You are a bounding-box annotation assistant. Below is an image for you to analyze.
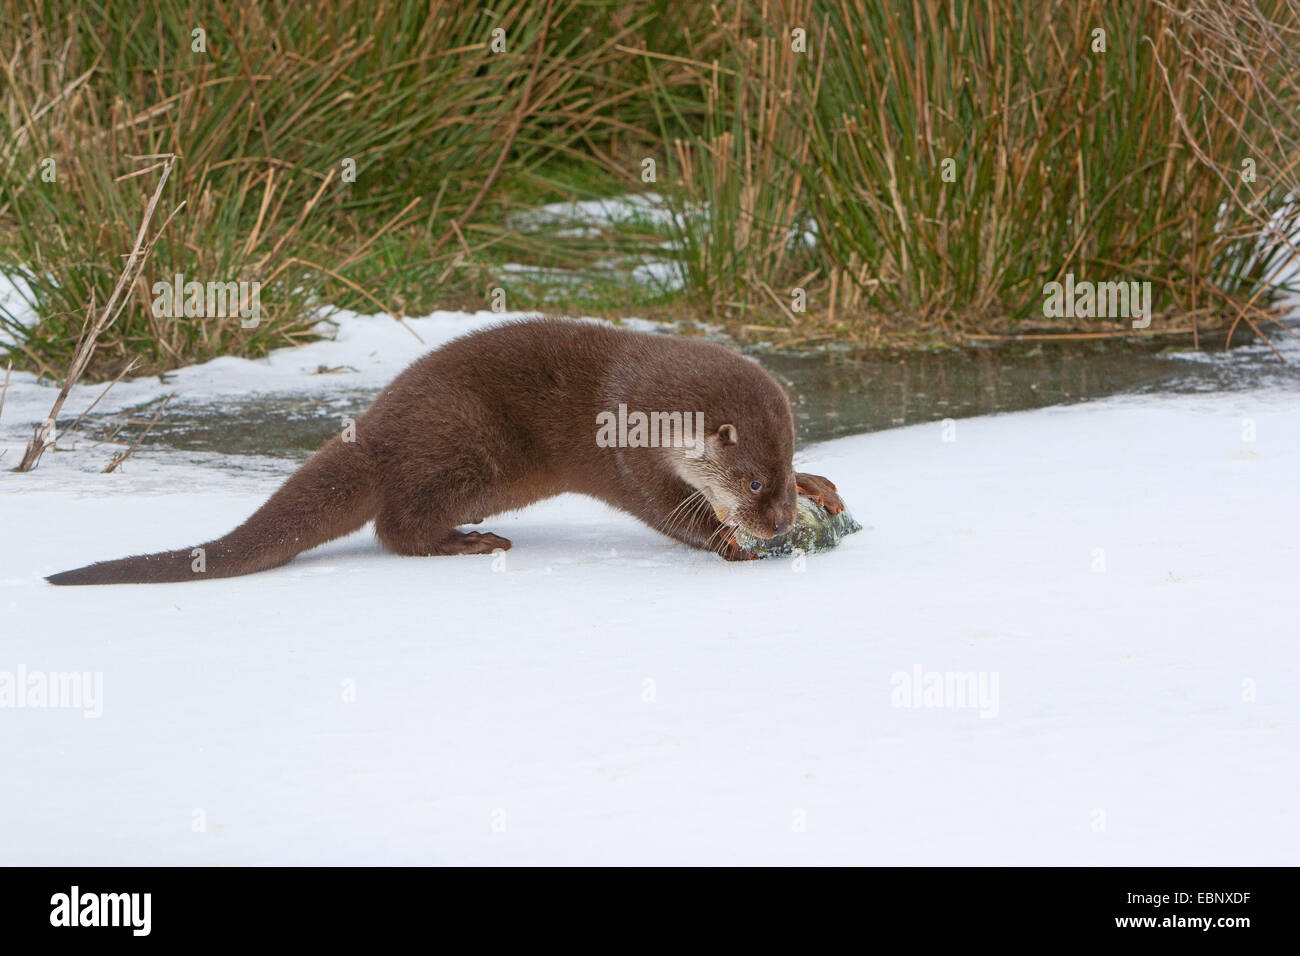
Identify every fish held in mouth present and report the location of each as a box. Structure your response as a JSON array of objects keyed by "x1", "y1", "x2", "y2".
[{"x1": 730, "y1": 483, "x2": 863, "y2": 558}]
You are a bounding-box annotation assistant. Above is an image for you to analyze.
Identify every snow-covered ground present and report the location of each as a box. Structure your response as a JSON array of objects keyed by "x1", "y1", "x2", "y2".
[{"x1": 1, "y1": 313, "x2": 1297, "y2": 865}]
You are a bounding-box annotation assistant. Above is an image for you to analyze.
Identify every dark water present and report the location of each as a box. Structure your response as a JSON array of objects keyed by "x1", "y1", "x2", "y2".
[
  {"x1": 767, "y1": 332, "x2": 1300, "y2": 444},
  {"x1": 92, "y1": 327, "x2": 1300, "y2": 459}
]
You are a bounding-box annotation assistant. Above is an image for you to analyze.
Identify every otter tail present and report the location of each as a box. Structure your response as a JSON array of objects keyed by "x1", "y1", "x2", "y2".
[{"x1": 46, "y1": 436, "x2": 376, "y2": 586}]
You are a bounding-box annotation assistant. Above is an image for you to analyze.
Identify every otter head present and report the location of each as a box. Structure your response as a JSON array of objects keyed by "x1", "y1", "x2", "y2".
[{"x1": 675, "y1": 419, "x2": 797, "y2": 542}]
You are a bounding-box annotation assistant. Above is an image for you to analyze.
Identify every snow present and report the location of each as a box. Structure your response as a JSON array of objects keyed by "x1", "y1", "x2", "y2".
[
  {"x1": 505, "y1": 192, "x2": 677, "y2": 234},
  {"x1": 501, "y1": 194, "x2": 689, "y2": 294},
  {"x1": 0, "y1": 273, "x2": 39, "y2": 348},
  {"x1": 0, "y1": 310, "x2": 717, "y2": 460},
  {"x1": 0, "y1": 309, "x2": 554, "y2": 431},
  {"x1": 2, "y1": 318, "x2": 1296, "y2": 863}
]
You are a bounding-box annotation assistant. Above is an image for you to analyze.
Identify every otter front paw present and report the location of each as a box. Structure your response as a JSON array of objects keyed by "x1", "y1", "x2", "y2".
[
  {"x1": 795, "y1": 472, "x2": 845, "y2": 515},
  {"x1": 720, "y1": 535, "x2": 760, "y2": 562}
]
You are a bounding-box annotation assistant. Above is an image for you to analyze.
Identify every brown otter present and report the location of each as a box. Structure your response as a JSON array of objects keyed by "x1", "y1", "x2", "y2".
[{"x1": 46, "y1": 318, "x2": 843, "y2": 585}]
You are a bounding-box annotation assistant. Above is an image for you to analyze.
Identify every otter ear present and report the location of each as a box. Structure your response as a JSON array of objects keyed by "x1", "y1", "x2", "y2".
[{"x1": 716, "y1": 423, "x2": 738, "y2": 446}]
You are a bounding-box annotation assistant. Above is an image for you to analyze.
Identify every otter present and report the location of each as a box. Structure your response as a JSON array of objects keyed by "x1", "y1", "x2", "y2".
[{"x1": 46, "y1": 318, "x2": 843, "y2": 585}]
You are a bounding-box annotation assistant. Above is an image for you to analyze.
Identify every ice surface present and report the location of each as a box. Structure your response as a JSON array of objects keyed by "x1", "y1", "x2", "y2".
[{"x1": 2, "y1": 332, "x2": 1296, "y2": 861}]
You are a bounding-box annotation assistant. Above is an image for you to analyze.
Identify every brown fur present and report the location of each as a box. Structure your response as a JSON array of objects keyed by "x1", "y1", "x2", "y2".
[{"x1": 47, "y1": 319, "x2": 834, "y2": 585}]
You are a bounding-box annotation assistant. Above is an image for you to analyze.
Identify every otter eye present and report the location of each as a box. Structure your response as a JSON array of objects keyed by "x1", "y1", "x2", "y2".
[{"x1": 748, "y1": 480, "x2": 763, "y2": 494}]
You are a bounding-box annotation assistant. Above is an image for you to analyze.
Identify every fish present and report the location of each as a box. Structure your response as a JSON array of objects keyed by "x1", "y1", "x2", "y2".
[{"x1": 732, "y1": 493, "x2": 863, "y2": 557}]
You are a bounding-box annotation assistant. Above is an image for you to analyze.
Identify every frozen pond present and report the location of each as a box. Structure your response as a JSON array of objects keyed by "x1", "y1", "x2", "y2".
[
  {"x1": 24, "y1": 318, "x2": 1300, "y2": 463},
  {"x1": 3, "y1": 310, "x2": 1297, "y2": 865}
]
